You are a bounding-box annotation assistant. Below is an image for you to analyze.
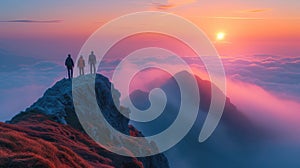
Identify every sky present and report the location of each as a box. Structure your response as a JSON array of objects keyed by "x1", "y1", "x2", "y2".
[
  {"x1": 0, "y1": 0, "x2": 299, "y2": 59},
  {"x1": 0, "y1": 0, "x2": 299, "y2": 132}
]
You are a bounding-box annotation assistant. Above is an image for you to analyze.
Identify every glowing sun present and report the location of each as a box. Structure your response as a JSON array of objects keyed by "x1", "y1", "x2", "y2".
[{"x1": 216, "y1": 32, "x2": 225, "y2": 41}]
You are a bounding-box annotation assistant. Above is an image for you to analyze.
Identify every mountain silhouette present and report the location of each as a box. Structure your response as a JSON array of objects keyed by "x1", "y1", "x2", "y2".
[
  {"x1": 2, "y1": 74, "x2": 169, "y2": 168},
  {"x1": 129, "y1": 71, "x2": 266, "y2": 168}
]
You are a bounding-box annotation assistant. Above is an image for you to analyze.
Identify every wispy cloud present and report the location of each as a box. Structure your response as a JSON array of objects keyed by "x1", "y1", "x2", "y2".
[
  {"x1": 212, "y1": 40, "x2": 232, "y2": 44},
  {"x1": 152, "y1": 3, "x2": 176, "y2": 10},
  {"x1": 203, "y1": 16, "x2": 300, "y2": 20},
  {"x1": 241, "y1": 8, "x2": 272, "y2": 13},
  {"x1": 0, "y1": 19, "x2": 62, "y2": 23},
  {"x1": 151, "y1": 0, "x2": 196, "y2": 10},
  {"x1": 207, "y1": 16, "x2": 265, "y2": 20}
]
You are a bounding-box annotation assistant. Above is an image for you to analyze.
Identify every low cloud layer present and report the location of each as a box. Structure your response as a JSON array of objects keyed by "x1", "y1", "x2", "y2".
[
  {"x1": 182, "y1": 54, "x2": 300, "y2": 99},
  {"x1": 222, "y1": 54, "x2": 300, "y2": 99},
  {"x1": 227, "y1": 79, "x2": 300, "y2": 141},
  {"x1": 0, "y1": 52, "x2": 65, "y2": 121},
  {"x1": 101, "y1": 53, "x2": 300, "y2": 99},
  {"x1": 98, "y1": 52, "x2": 300, "y2": 141}
]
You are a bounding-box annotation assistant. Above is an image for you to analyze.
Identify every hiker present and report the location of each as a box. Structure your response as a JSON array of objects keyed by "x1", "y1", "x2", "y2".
[
  {"x1": 88, "y1": 51, "x2": 96, "y2": 74},
  {"x1": 77, "y1": 55, "x2": 85, "y2": 76},
  {"x1": 65, "y1": 54, "x2": 74, "y2": 79}
]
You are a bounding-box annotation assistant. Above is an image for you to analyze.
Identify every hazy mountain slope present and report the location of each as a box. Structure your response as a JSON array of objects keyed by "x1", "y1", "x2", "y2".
[{"x1": 129, "y1": 71, "x2": 266, "y2": 168}]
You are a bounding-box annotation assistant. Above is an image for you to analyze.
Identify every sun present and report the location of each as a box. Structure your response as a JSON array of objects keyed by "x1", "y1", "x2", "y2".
[{"x1": 216, "y1": 32, "x2": 225, "y2": 41}]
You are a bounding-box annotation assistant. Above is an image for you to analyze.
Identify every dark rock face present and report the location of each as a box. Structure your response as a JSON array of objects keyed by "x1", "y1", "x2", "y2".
[{"x1": 7, "y1": 74, "x2": 169, "y2": 168}]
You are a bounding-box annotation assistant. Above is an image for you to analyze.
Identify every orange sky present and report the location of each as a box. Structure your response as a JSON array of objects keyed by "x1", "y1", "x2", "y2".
[{"x1": 0, "y1": 0, "x2": 299, "y2": 57}]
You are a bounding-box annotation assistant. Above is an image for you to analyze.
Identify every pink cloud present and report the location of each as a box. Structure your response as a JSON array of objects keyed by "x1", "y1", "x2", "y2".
[{"x1": 227, "y1": 79, "x2": 300, "y2": 142}]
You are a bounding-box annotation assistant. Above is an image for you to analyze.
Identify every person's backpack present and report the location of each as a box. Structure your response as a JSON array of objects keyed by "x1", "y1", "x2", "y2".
[{"x1": 65, "y1": 57, "x2": 74, "y2": 67}]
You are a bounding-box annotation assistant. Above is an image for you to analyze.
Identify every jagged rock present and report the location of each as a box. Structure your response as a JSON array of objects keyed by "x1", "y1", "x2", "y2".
[{"x1": 8, "y1": 74, "x2": 169, "y2": 168}]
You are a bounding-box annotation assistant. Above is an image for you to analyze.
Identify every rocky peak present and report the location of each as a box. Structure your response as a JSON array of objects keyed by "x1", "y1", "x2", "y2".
[{"x1": 8, "y1": 74, "x2": 169, "y2": 168}]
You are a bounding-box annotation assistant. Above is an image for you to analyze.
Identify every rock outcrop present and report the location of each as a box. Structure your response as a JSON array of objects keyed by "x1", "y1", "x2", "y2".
[{"x1": 6, "y1": 74, "x2": 169, "y2": 168}]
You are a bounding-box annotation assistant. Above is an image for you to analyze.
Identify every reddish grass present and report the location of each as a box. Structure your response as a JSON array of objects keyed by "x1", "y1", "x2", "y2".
[{"x1": 0, "y1": 113, "x2": 143, "y2": 168}]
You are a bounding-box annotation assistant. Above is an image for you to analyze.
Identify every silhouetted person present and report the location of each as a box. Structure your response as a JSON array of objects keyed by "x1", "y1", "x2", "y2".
[
  {"x1": 65, "y1": 54, "x2": 74, "y2": 79},
  {"x1": 77, "y1": 55, "x2": 85, "y2": 76},
  {"x1": 88, "y1": 51, "x2": 96, "y2": 74}
]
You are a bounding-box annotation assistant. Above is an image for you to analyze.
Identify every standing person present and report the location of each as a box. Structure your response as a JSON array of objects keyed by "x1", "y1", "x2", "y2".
[
  {"x1": 88, "y1": 51, "x2": 96, "y2": 74},
  {"x1": 65, "y1": 54, "x2": 74, "y2": 79},
  {"x1": 77, "y1": 55, "x2": 85, "y2": 76}
]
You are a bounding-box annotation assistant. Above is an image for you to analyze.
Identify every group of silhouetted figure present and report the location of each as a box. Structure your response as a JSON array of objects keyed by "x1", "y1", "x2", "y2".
[{"x1": 64, "y1": 51, "x2": 97, "y2": 79}]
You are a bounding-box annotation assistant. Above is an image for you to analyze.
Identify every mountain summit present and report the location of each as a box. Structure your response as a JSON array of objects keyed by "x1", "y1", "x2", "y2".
[{"x1": 2, "y1": 74, "x2": 169, "y2": 168}]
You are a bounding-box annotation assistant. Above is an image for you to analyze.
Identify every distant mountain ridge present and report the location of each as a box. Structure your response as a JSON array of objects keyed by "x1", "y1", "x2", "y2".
[
  {"x1": 130, "y1": 71, "x2": 259, "y2": 138},
  {"x1": 129, "y1": 71, "x2": 266, "y2": 168}
]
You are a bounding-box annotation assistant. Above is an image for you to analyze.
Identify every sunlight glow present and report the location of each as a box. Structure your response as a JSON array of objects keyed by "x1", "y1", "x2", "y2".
[{"x1": 216, "y1": 32, "x2": 225, "y2": 41}]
